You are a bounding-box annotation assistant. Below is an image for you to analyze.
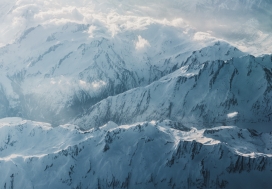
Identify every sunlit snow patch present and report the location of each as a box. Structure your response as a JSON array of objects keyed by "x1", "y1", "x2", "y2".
[{"x1": 227, "y1": 111, "x2": 238, "y2": 118}]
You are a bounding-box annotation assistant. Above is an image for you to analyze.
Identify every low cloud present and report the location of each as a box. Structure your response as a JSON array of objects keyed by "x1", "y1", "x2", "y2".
[
  {"x1": 193, "y1": 32, "x2": 216, "y2": 42},
  {"x1": 87, "y1": 25, "x2": 97, "y2": 38},
  {"x1": 135, "y1": 35, "x2": 150, "y2": 50},
  {"x1": 0, "y1": 0, "x2": 271, "y2": 55}
]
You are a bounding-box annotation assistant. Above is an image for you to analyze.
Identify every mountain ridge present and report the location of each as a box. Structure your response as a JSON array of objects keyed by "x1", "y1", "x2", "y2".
[
  {"x1": 1, "y1": 117, "x2": 272, "y2": 189},
  {"x1": 0, "y1": 1, "x2": 271, "y2": 188},
  {"x1": 72, "y1": 45, "x2": 272, "y2": 131}
]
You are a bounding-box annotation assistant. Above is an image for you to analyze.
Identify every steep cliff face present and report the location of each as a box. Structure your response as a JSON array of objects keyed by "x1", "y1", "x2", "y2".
[
  {"x1": 73, "y1": 48, "x2": 272, "y2": 131},
  {"x1": 0, "y1": 118, "x2": 272, "y2": 189}
]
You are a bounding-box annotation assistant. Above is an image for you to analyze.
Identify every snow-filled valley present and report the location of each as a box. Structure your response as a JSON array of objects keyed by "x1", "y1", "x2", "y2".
[{"x1": 0, "y1": 0, "x2": 272, "y2": 188}]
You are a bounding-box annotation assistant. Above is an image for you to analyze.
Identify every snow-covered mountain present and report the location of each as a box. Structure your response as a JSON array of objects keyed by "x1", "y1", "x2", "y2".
[
  {"x1": 1, "y1": 118, "x2": 272, "y2": 189},
  {"x1": 0, "y1": 20, "x2": 202, "y2": 125},
  {"x1": 0, "y1": 12, "x2": 249, "y2": 126},
  {"x1": 73, "y1": 42, "x2": 272, "y2": 131},
  {"x1": 0, "y1": 0, "x2": 272, "y2": 188}
]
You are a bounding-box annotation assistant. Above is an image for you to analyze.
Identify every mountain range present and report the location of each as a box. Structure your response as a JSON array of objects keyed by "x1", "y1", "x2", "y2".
[{"x1": 0, "y1": 0, "x2": 272, "y2": 188}]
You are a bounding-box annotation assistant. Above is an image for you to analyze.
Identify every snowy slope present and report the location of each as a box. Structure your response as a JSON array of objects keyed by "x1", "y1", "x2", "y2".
[
  {"x1": 0, "y1": 33, "x2": 249, "y2": 126},
  {"x1": 72, "y1": 43, "x2": 272, "y2": 131},
  {"x1": 0, "y1": 1, "x2": 272, "y2": 189},
  {"x1": 0, "y1": 0, "x2": 271, "y2": 128},
  {"x1": 0, "y1": 20, "x2": 203, "y2": 124},
  {"x1": 1, "y1": 118, "x2": 272, "y2": 189}
]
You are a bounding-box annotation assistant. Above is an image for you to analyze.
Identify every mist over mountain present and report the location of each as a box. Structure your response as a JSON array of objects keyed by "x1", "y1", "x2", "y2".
[
  {"x1": 0, "y1": 0, "x2": 271, "y2": 55},
  {"x1": 0, "y1": 0, "x2": 272, "y2": 188}
]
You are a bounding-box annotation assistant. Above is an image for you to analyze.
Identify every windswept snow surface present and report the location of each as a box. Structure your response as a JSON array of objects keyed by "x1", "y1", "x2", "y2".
[{"x1": 1, "y1": 118, "x2": 272, "y2": 189}]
